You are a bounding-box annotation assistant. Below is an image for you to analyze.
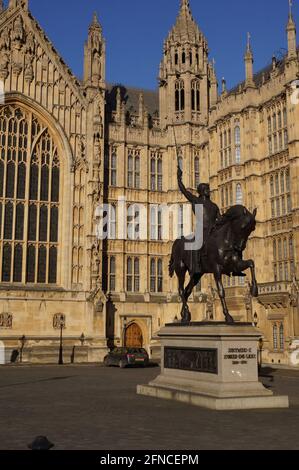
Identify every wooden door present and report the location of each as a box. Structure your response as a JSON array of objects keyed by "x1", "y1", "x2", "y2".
[{"x1": 125, "y1": 323, "x2": 143, "y2": 348}]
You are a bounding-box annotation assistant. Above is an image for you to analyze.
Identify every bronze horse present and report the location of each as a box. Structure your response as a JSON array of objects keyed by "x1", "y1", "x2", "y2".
[{"x1": 169, "y1": 205, "x2": 258, "y2": 324}]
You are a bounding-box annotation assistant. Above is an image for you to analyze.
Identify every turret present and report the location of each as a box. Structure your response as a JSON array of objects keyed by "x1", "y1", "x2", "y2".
[
  {"x1": 244, "y1": 33, "x2": 255, "y2": 88},
  {"x1": 159, "y1": 0, "x2": 209, "y2": 126},
  {"x1": 84, "y1": 12, "x2": 105, "y2": 88},
  {"x1": 287, "y1": 0, "x2": 297, "y2": 60}
]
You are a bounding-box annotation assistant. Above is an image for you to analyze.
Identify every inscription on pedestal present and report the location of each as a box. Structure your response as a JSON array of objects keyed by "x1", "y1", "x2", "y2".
[{"x1": 164, "y1": 347, "x2": 218, "y2": 374}]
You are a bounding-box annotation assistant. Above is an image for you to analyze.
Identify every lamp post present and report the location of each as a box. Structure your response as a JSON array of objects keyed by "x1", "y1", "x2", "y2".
[
  {"x1": 19, "y1": 335, "x2": 26, "y2": 363},
  {"x1": 258, "y1": 337, "x2": 264, "y2": 374},
  {"x1": 58, "y1": 315, "x2": 65, "y2": 365},
  {"x1": 123, "y1": 317, "x2": 127, "y2": 347}
]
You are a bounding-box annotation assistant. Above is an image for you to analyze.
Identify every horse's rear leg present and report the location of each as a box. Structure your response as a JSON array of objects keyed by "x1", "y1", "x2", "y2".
[{"x1": 214, "y1": 272, "x2": 234, "y2": 324}]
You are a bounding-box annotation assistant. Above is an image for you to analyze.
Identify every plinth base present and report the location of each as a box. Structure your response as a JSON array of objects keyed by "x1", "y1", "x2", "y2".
[
  {"x1": 137, "y1": 323, "x2": 289, "y2": 410},
  {"x1": 137, "y1": 384, "x2": 288, "y2": 410}
]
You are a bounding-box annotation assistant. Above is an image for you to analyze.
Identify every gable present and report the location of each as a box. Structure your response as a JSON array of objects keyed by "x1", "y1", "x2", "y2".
[{"x1": 0, "y1": 7, "x2": 87, "y2": 162}]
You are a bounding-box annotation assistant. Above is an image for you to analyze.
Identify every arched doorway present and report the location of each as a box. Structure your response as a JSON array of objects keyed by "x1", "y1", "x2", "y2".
[{"x1": 125, "y1": 323, "x2": 143, "y2": 348}]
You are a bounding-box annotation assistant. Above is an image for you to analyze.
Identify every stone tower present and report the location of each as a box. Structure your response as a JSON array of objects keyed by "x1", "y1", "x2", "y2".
[
  {"x1": 159, "y1": 0, "x2": 212, "y2": 126},
  {"x1": 84, "y1": 12, "x2": 106, "y2": 89},
  {"x1": 287, "y1": 2, "x2": 297, "y2": 60},
  {"x1": 83, "y1": 13, "x2": 106, "y2": 305},
  {"x1": 244, "y1": 33, "x2": 255, "y2": 88}
]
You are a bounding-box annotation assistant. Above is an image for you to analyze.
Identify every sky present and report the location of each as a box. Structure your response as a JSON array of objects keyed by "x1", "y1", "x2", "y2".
[{"x1": 7, "y1": 0, "x2": 298, "y2": 91}]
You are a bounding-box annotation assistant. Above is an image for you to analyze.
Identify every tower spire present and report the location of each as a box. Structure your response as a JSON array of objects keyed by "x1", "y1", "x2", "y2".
[
  {"x1": 181, "y1": 0, "x2": 190, "y2": 9},
  {"x1": 84, "y1": 12, "x2": 105, "y2": 87},
  {"x1": 287, "y1": 0, "x2": 297, "y2": 59},
  {"x1": 8, "y1": 0, "x2": 28, "y2": 9},
  {"x1": 289, "y1": 0, "x2": 293, "y2": 18},
  {"x1": 244, "y1": 32, "x2": 255, "y2": 88}
]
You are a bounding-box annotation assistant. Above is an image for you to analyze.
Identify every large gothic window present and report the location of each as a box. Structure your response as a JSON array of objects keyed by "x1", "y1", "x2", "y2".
[
  {"x1": 175, "y1": 80, "x2": 185, "y2": 112},
  {"x1": 191, "y1": 80, "x2": 200, "y2": 112},
  {"x1": 0, "y1": 105, "x2": 60, "y2": 285}
]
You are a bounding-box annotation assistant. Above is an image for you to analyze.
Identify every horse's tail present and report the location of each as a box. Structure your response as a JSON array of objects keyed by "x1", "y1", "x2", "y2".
[
  {"x1": 169, "y1": 239, "x2": 181, "y2": 278},
  {"x1": 169, "y1": 255, "x2": 175, "y2": 278}
]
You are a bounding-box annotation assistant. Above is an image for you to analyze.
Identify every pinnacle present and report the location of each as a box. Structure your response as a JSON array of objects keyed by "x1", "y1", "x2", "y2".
[{"x1": 169, "y1": 0, "x2": 201, "y2": 43}]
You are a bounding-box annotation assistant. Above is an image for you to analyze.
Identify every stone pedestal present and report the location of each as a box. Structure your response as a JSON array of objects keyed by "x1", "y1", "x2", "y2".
[{"x1": 137, "y1": 323, "x2": 289, "y2": 410}]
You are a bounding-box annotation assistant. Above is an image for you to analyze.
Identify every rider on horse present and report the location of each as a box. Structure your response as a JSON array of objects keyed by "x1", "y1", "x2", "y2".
[
  {"x1": 177, "y1": 166, "x2": 221, "y2": 273},
  {"x1": 177, "y1": 166, "x2": 244, "y2": 277}
]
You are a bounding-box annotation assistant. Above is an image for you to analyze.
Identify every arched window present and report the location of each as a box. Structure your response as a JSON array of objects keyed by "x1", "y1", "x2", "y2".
[
  {"x1": 191, "y1": 80, "x2": 200, "y2": 112},
  {"x1": 175, "y1": 80, "x2": 185, "y2": 112},
  {"x1": 270, "y1": 176, "x2": 274, "y2": 197},
  {"x1": 0, "y1": 105, "x2": 60, "y2": 284},
  {"x1": 127, "y1": 148, "x2": 140, "y2": 189},
  {"x1": 150, "y1": 258, "x2": 156, "y2": 293},
  {"x1": 110, "y1": 148, "x2": 117, "y2": 187},
  {"x1": 150, "y1": 258, "x2": 163, "y2": 293},
  {"x1": 175, "y1": 52, "x2": 178, "y2": 66},
  {"x1": 127, "y1": 205, "x2": 140, "y2": 241},
  {"x1": 108, "y1": 204, "x2": 116, "y2": 240},
  {"x1": 182, "y1": 51, "x2": 186, "y2": 64},
  {"x1": 150, "y1": 206, "x2": 163, "y2": 241},
  {"x1": 150, "y1": 150, "x2": 163, "y2": 191},
  {"x1": 127, "y1": 257, "x2": 133, "y2": 292},
  {"x1": 134, "y1": 257, "x2": 140, "y2": 292},
  {"x1": 273, "y1": 323, "x2": 278, "y2": 350},
  {"x1": 194, "y1": 156, "x2": 200, "y2": 187},
  {"x1": 109, "y1": 256, "x2": 116, "y2": 292},
  {"x1": 235, "y1": 125, "x2": 241, "y2": 163},
  {"x1": 236, "y1": 184, "x2": 243, "y2": 205},
  {"x1": 279, "y1": 323, "x2": 284, "y2": 351}
]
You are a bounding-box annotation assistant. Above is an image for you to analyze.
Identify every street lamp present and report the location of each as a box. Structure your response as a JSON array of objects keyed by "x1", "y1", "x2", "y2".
[
  {"x1": 19, "y1": 335, "x2": 26, "y2": 363},
  {"x1": 58, "y1": 314, "x2": 65, "y2": 365},
  {"x1": 258, "y1": 337, "x2": 264, "y2": 374},
  {"x1": 123, "y1": 317, "x2": 127, "y2": 347}
]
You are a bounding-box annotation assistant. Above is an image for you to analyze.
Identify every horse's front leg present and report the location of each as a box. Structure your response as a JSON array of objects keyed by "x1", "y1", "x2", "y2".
[
  {"x1": 235, "y1": 258, "x2": 258, "y2": 297},
  {"x1": 177, "y1": 267, "x2": 191, "y2": 323},
  {"x1": 213, "y1": 271, "x2": 234, "y2": 324},
  {"x1": 184, "y1": 273, "x2": 202, "y2": 302}
]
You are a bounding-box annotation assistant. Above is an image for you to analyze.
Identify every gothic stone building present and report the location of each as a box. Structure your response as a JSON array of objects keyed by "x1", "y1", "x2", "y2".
[{"x1": 0, "y1": 0, "x2": 298, "y2": 365}]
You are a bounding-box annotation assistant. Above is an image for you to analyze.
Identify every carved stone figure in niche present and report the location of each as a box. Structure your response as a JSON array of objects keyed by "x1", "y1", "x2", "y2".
[
  {"x1": 24, "y1": 53, "x2": 34, "y2": 82},
  {"x1": 11, "y1": 16, "x2": 25, "y2": 49},
  {"x1": 91, "y1": 30, "x2": 101, "y2": 53},
  {"x1": 92, "y1": 50, "x2": 101, "y2": 80},
  {"x1": 94, "y1": 132, "x2": 102, "y2": 162},
  {"x1": 0, "y1": 312, "x2": 13, "y2": 329},
  {"x1": 0, "y1": 27, "x2": 10, "y2": 51},
  {"x1": 25, "y1": 31, "x2": 35, "y2": 56},
  {"x1": 0, "y1": 51, "x2": 10, "y2": 77}
]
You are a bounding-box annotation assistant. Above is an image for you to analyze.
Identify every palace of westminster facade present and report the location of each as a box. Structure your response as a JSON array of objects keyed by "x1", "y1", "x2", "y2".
[{"x1": 0, "y1": 0, "x2": 298, "y2": 365}]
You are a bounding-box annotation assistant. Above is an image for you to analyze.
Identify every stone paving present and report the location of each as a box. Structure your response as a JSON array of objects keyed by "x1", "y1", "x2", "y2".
[{"x1": 0, "y1": 364, "x2": 298, "y2": 450}]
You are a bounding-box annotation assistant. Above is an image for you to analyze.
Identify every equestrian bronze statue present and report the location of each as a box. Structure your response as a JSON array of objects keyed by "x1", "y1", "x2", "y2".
[{"x1": 169, "y1": 166, "x2": 258, "y2": 324}]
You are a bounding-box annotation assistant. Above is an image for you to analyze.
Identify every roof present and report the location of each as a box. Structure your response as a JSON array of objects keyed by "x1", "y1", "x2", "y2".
[
  {"x1": 227, "y1": 51, "x2": 291, "y2": 96},
  {"x1": 106, "y1": 84, "x2": 159, "y2": 117}
]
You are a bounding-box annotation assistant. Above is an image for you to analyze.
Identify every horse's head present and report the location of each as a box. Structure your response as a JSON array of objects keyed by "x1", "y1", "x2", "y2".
[{"x1": 225, "y1": 205, "x2": 257, "y2": 252}]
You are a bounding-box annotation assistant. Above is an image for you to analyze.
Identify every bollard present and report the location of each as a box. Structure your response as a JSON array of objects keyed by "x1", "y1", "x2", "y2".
[{"x1": 28, "y1": 436, "x2": 54, "y2": 451}]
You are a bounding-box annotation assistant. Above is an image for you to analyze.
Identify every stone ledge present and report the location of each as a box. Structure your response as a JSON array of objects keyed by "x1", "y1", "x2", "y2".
[{"x1": 137, "y1": 384, "x2": 289, "y2": 411}]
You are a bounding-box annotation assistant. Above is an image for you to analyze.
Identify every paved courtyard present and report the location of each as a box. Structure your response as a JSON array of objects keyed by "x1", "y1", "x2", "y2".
[{"x1": 0, "y1": 364, "x2": 298, "y2": 450}]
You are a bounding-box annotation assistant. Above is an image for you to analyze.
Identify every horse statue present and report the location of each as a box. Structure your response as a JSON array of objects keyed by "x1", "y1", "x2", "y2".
[{"x1": 169, "y1": 204, "x2": 258, "y2": 324}]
